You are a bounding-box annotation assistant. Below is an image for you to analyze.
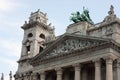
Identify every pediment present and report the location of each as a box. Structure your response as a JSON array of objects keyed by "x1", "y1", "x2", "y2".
[{"x1": 31, "y1": 33, "x2": 110, "y2": 65}]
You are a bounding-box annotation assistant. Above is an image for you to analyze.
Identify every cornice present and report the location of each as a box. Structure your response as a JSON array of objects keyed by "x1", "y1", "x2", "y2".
[
  {"x1": 87, "y1": 20, "x2": 120, "y2": 32},
  {"x1": 21, "y1": 21, "x2": 49, "y2": 30},
  {"x1": 18, "y1": 56, "x2": 31, "y2": 63}
]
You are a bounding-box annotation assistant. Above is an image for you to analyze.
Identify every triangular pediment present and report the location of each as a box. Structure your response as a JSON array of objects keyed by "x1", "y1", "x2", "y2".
[{"x1": 31, "y1": 33, "x2": 110, "y2": 65}]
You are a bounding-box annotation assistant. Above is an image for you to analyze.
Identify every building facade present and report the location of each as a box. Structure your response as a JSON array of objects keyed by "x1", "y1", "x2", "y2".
[{"x1": 14, "y1": 6, "x2": 120, "y2": 80}]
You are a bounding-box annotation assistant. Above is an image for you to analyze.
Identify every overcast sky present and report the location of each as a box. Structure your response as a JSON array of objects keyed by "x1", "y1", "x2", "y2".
[{"x1": 0, "y1": 0, "x2": 120, "y2": 79}]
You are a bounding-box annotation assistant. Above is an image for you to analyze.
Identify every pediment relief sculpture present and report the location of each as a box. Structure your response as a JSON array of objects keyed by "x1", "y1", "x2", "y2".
[{"x1": 42, "y1": 38, "x2": 106, "y2": 59}]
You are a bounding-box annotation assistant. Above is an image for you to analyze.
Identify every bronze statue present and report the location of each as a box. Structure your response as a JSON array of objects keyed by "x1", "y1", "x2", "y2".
[{"x1": 70, "y1": 7, "x2": 94, "y2": 24}]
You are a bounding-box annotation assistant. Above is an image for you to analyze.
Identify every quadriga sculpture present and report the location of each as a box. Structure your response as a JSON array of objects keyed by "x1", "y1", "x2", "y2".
[{"x1": 70, "y1": 7, "x2": 94, "y2": 24}]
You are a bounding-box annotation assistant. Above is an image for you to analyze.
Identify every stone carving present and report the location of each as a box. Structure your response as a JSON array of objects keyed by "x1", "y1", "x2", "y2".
[
  {"x1": 44, "y1": 39, "x2": 104, "y2": 59},
  {"x1": 103, "y1": 5, "x2": 117, "y2": 23},
  {"x1": 108, "y1": 5, "x2": 114, "y2": 15},
  {"x1": 105, "y1": 27, "x2": 113, "y2": 35}
]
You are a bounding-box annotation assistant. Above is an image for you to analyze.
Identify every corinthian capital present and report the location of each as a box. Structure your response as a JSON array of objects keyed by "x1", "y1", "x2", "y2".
[
  {"x1": 72, "y1": 63, "x2": 81, "y2": 71},
  {"x1": 92, "y1": 58, "x2": 101, "y2": 67},
  {"x1": 103, "y1": 55, "x2": 114, "y2": 64},
  {"x1": 116, "y1": 58, "x2": 120, "y2": 68},
  {"x1": 72, "y1": 63, "x2": 81, "y2": 67},
  {"x1": 55, "y1": 67, "x2": 63, "y2": 75}
]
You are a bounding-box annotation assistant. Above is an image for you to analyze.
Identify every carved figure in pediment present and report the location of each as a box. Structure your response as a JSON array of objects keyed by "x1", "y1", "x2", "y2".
[
  {"x1": 44, "y1": 38, "x2": 104, "y2": 58},
  {"x1": 105, "y1": 27, "x2": 113, "y2": 35}
]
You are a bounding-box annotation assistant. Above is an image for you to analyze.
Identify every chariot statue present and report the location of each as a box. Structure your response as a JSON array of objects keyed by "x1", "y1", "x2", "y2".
[{"x1": 70, "y1": 7, "x2": 94, "y2": 24}]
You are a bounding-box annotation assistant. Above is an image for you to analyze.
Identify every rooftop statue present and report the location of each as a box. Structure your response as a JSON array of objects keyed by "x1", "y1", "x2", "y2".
[{"x1": 70, "y1": 7, "x2": 94, "y2": 24}]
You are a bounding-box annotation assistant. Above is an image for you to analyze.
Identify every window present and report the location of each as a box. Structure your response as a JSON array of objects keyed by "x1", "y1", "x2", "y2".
[
  {"x1": 26, "y1": 46, "x2": 30, "y2": 54},
  {"x1": 39, "y1": 33, "x2": 45, "y2": 39},
  {"x1": 39, "y1": 46, "x2": 43, "y2": 53},
  {"x1": 27, "y1": 33, "x2": 33, "y2": 38}
]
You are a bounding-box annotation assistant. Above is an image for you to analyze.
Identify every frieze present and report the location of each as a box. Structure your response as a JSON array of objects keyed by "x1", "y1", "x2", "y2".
[{"x1": 43, "y1": 38, "x2": 104, "y2": 59}]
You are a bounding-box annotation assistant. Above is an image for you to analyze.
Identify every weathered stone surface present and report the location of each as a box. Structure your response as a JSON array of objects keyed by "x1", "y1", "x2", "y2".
[{"x1": 15, "y1": 6, "x2": 120, "y2": 80}]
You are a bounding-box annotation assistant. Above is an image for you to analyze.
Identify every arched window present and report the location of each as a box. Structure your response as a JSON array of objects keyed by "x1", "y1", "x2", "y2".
[
  {"x1": 27, "y1": 33, "x2": 33, "y2": 38},
  {"x1": 39, "y1": 46, "x2": 43, "y2": 53},
  {"x1": 26, "y1": 46, "x2": 30, "y2": 54},
  {"x1": 39, "y1": 33, "x2": 45, "y2": 39}
]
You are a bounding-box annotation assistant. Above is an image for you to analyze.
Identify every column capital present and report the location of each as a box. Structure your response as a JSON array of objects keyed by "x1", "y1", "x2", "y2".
[
  {"x1": 116, "y1": 58, "x2": 120, "y2": 68},
  {"x1": 55, "y1": 67, "x2": 63, "y2": 75},
  {"x1": 72, "y1": 63, "x2": 81, "y2": 71},
  {"x1": 72, "y1": 63, "x2": 81, "y2": 67},
  {"x1": 39, "y1": 71, "x2": 45, "y2": 75},
  {"x1": 55, "y1": 67, "x2": 62, "y2": 71},
  {"x1": 116, "y1": 58, "x2": 120, "y2": 63},
  {"x1": 103, "y1": 55, "x2": 114, "y2": 64},
  {"x1": 32, "y1": 73, "x2": 37, "y2": 80},
  {"x1": 93, "y1": 58, "x2": 101, "y2": 67},
  {"x1": 92, "y1": 58, "x2": 101, "y2": 62},
  {"x1": 32, "y1": 72, "x2": 37, "y2": 75}
]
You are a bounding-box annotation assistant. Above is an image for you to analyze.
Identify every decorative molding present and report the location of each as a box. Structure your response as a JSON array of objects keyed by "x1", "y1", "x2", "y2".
[
  {"x1": 105, "y1": 27, "x2": 113, "y2": 35},
  {"x1": 72, "y1": 63, "x2": 81, "y2": 71},
  {"x1": 92, "y1": 58, "x2": 101, "y2": 67},
  {"x1": 103, "y1": 55, "x2": 114, "y2": 64},
  {"x1": 39, "y1": 71, "x2": 46, "y2": 75},
  {"x1": 72, "y1": 63, "x2": 81, "y2": 67},
  {"x1": 55, "y1": 67, "x2": 63, "y2": 75}
]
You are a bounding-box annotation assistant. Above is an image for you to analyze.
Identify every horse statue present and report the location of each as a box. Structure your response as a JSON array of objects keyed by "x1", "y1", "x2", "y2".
[{"x1": 70, "y1": 7, "x2": 94, "y2": 24}]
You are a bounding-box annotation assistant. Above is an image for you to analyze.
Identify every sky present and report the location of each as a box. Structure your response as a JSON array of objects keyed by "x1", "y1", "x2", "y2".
[{"x1": 0, "y1": 0, "x2": 120, "y2": 80}]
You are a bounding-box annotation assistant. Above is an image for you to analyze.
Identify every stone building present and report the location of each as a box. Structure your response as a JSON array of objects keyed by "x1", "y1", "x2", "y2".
[{"x1": 14, "y1": 6, "x2": 120, "y2": 80}]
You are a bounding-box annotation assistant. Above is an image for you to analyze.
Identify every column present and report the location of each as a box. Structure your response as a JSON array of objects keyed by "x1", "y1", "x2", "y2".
[
  {"x1": 32, "y1": 73, "x2": 37, "y2": 80},
  {"x1": 105, "y1": 56, "x2": 113, "y2": 80},
  {"x1": 116, "y1": 59, "x2": 120, "y2": 80},
  {"x1": 73, "y1": 63, "x2": 81, "y2": 80},
  {"x1": 93, "y1": 59, "x2": 101, "y2": 80},
  {"x1": 55, "y1": 68, "x2": 63, "y2": 80},
  {"x1": 40, "y1": 72, "x2": 45, "y2": 80}
]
